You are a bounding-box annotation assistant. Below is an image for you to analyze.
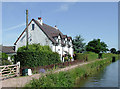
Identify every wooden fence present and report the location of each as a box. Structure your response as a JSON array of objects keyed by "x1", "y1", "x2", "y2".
[{"x1": 0, "y1": 62, "x2": 20, "y2": 80}]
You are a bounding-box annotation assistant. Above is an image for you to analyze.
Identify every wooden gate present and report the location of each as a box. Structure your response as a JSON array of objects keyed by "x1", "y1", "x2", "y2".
[{"x1": 0, "y1": 62, "x2": 20, "y2": 80}]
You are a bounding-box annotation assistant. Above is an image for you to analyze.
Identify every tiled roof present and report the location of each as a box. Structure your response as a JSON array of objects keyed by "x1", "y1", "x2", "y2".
[
  {"x1": 1, "y1": 46, "x2": 15, "y2": 54},
  {"x1": 14, "y1": 19, "x2": 72, "y2": 45}
]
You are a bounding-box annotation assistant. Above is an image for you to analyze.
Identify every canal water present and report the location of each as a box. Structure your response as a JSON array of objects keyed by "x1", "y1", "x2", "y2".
[{"x1": 75, "y1": 60, "x2": 119, "y2": 87}]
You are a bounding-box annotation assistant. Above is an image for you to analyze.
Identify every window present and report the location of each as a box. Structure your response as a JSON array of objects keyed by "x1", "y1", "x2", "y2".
[
  {"x1": 30, "y1": 38, "x2": 32, "y2": 41},
  {"x1": 32, "y1": 24, "x2": 34, "y2": 30},
  {"x1": 58, "y1": 39, "x2": 61, "y2": 44}
]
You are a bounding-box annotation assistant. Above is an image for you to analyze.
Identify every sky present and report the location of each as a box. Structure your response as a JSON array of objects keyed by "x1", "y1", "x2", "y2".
[{"x1": 2, "y1": 2, "x2": 118, "y2": 50}]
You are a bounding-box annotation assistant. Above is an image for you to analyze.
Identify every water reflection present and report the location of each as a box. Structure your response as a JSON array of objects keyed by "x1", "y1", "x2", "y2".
[{"x1": 75, "y1": 60, "x2": 119, "y2": 87}]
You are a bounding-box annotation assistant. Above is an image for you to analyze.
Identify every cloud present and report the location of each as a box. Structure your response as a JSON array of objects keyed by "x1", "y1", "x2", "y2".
[
  {"x1": 4, "y1": 23, "x2": 25, "y2": 31},
  {"x1": 55, "y1": 3, "x2": 76, "y2": 12},
  {"x1": 59, "y1": 4, "x2": 69, "y2": 11}
]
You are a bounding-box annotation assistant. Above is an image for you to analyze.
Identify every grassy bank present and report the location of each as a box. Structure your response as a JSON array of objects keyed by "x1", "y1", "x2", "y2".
[{"x1": 24, "y1": 53, "x2": 118, "y2": 88}]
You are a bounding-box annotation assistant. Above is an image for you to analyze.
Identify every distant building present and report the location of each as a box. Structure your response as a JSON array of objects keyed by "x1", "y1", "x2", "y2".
[
  {"x1": 14, "y1": 17, "x2": 74, "y2": 62},
  {"x1": 0, "y1": 45, "x2": 16, "y2": 62}
]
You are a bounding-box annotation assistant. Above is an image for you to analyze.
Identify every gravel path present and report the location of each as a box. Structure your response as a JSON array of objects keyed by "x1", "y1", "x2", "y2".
[{"x1": 1, "y1": 60, "x2": 97, "y2": 87}]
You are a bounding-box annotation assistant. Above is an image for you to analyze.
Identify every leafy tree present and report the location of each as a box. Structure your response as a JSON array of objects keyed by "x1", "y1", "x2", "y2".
[
  {"x1": 86, "y1": 39, "x2": 108, "y2": 54},
  {"x1": 72, "y1": 35, "x2": 86, "y2": 53},
  {"x1": 117, "y1": 50, "x2": 120, "y2": 54},
  {"x1": 110, "y1": 48, "x2": 116, "y2": 54}
]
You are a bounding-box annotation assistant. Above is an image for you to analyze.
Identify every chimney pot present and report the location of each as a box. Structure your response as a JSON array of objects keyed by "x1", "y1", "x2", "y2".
[
  {"x1": 38, "y1": 17, "x2": 42, "y2": 20},
  {"x1": 38, "y1": 17, "x2": 43, "y2": 25}
]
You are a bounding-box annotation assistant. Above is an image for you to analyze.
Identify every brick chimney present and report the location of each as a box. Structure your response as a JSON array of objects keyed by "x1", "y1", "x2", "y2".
[{"x1": 38, "y1": 17, "x2": 43, "y2": 25}]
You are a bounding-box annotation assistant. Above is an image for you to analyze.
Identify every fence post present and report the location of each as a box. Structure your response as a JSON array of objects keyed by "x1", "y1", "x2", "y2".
[{"x1": 16, "y1": 62, "x2": 20, "y2": 77}]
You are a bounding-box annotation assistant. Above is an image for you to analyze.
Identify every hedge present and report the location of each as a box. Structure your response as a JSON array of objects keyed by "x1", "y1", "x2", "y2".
[
  {"x1": 75, "y1": 52, "x2": 98, "y2": 61},
  {"x1": 14, "y1": 44, "x2": 61, "y2": 67}
]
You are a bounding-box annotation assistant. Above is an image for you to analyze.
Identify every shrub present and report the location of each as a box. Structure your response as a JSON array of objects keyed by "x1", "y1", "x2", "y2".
[
  {"x1": 74, "y1": 52, "x2": 98, "y2": 61},
  {"x1": 75, "y1": 53, "x2": 88, "y2": 61},
  {"x1": 2, "y1": 53, "x2": 8, "y2": 60},
  {"x1": 70, "y1": 57, "x2": 72, "y2": 60},
  {"x1": 64, "y1": 57, "x2": 68, "y2": 62},
  {"x1": 15, "y1": 44, "x2": 61, "y2": 67},
  {"x1": 0, "y1": 60, "x2": 12, "y2": 65}
]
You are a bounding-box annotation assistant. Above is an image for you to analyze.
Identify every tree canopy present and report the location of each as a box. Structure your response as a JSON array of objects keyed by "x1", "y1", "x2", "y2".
[
  {"x1": 110, "y1": 48, "x2": 116, "y2": 54},
  {"x1": 117, "y1": 50, "x2": 120, "y2": 54},
  {"x1": 72, "y1": 35, "x2": 86, "y2": 53},
  {"x1": 86, "y1": 39, "x2": 108, "y2": 54}
]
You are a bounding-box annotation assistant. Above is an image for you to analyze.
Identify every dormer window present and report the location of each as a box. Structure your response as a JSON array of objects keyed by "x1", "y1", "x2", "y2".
[{"x1": 32, "y1": 24, "x2": 34, "y2": 30}]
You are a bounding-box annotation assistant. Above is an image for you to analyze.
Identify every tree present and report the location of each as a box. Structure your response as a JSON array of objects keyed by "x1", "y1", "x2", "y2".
[
  {"x1": 117, "y1": 50, "x2": 120, "y2": 54},
  {"x1": 86, "y1": 39, "x2": 108, "y2": 54},
  {"x1": 110, "y1": 48, "x2": 116, "y2": 54},
  {"x1": 2, "y1": 53, "x2": 8, "y2": 60},
  {"x1": 72, "y1": 35, "x2": 86, "y2": 53}
]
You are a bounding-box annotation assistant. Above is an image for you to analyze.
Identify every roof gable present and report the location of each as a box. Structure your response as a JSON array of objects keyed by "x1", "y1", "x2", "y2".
[{"x1": 14, "y1": 18, "x2": 72, "y2": 45}]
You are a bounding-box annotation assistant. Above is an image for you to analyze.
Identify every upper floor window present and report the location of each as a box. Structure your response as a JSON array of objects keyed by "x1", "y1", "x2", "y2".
[
  {"x1": 58, "y1": 39, "x2": 61, "y2": 44},
  {"x1": 32, "y1": 24, "x2": 34, "y2": 30}
]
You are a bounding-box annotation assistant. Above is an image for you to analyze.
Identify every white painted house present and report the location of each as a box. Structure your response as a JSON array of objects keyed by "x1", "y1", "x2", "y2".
[{"x1": 14, "y1": 17, "x2": 74, "y2": 62}]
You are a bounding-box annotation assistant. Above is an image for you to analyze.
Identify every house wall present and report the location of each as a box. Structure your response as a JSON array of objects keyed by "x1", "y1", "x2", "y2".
[
  {"x1": 56, "y1": 44, "x2": 63, "y2": 61},
  {"x1": 15, "y1": 21, "x2": 53, "y2": 51}
]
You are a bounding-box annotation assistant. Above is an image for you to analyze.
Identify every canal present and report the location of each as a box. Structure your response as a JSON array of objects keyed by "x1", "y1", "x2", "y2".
[{"x1": 75, "y1": 60, "x2": 119, "y2": 87}]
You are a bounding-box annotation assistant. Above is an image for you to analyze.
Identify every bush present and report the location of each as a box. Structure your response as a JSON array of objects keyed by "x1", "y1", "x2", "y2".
[
  {"x1": 64, "y1": 57, "x2": 68, "y2": 62},
  {"x1": 15, "y1": 44, "x2": 61, "y2": 67},
  {"x1": 74, "y1": 53, "x2": 88, "y2": 61},
  {"x1": 2, "y1": 53, "x2": 8, "y2": 60},
  {"x1": 74, "y1": 52, "x2": 98, "y2": 61},
  {"x1": 0, "y1": 60, "x2": 12, "y2": 65}
]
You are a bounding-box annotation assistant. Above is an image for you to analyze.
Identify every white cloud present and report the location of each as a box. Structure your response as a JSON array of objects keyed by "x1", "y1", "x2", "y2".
[
  {"x1": 3, "y1": 23, "x2": 25, "y2": 31},
  {"x1": 60, "y1": 4, "x2": 69, "y2": 11},
  {"x1": 55, "y1": 3, "x2": 76, "y2": 12}
]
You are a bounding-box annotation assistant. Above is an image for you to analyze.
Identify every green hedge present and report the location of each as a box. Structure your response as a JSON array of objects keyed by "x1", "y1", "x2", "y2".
[
  {"x1": 75, "y1": 53, "x2": 88, "y2": 61},
  {"x1": 75, "y1": 52, "x2": 98, "y2": 61},
  {"x1": 75, "y1": 52, "x2": 118, "y2": 62},
  {"x1": 15, "y1": 44, "x2": 61, "y2": 67}
]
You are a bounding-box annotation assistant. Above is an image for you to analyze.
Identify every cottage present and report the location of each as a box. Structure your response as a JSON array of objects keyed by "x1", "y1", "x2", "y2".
[
  {"x1": 14, "y1": 17, "x2": 74, "y2": 62},
  {"x1": 0, "y1": 45, "x2": 16, "y2": 62}
]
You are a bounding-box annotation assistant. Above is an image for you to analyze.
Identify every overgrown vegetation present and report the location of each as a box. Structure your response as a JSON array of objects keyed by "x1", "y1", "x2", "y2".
[
  {"x1": 0, "y1": 53, "x2": 11, "y2": 65},
  {"x1": 14, "y1": 44, "x2": 61, "y2": 67},
  {"x1": 24, "y1": 53, "x2": 118, "y2": 88},
  {"x1": 74, "y1": 52, "x2": 98, "y2": 62}
]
